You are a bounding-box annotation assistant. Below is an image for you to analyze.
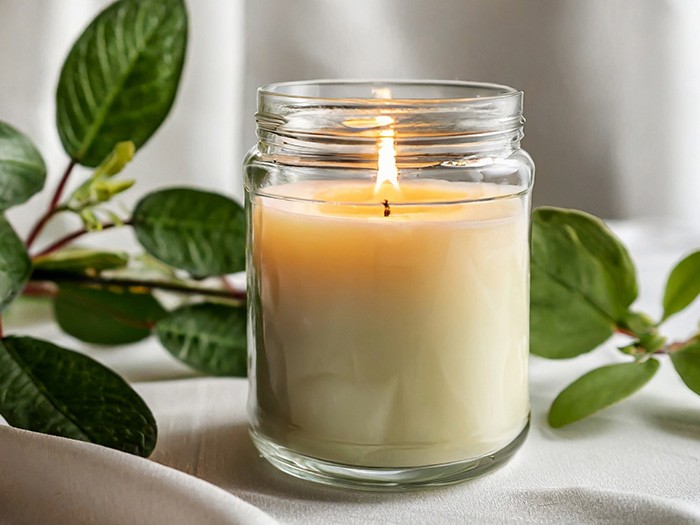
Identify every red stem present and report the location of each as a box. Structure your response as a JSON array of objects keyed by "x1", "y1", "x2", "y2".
[
  {"x1": 0, "y1": 315, "x2": 3, "y2": 338},
  {"x1": 220, "y1": 276, "x2": 236, "y2": 292},
  {"x1": 230, "y1": 289, "x2": 247, "y2": 301},
  {"x1": 50, "y1": 159, "x2": 76, "y2": 210},
  {"x1": 660, "y1": 340, "x2": 697, "y2": 355},
  {"x1": 26, "y1": 159, "x2": 77, "y2": 249},
  {"x1": 25, "y1": 210, "x2": 58, "y2": 250},
  {"x1": 220, "y1": 276, "x2": 246, "y2": 300},
  {"x1": 22, "y1": 282, "x2": 58, "y2": 298},
  {"x1": 32, "y1": 222, "x2": 120, "y2": 258},
  {"x1": 616, "y1": 327, "x2": 635, "y2": 337}
]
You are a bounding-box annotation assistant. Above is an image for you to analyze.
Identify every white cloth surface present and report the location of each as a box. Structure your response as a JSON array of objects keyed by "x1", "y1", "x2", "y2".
[
  {"x1": 2, "y1": 221, "x2": 700, "y2": 524},
  {"x1": 0, "y1": 426, "x2": 276, "y2": 525},
  {"x1": 1, "y1": 1, "x2": 700, "y2": 522},
  {"x1": 2, "y1": 0, "x2": 700, "y2": 226}
]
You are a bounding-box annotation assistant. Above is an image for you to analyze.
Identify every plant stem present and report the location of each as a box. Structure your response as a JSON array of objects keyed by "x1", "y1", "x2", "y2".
[
  {"x1": 32, "y1": 222, "x2": 121, "y2": 258},
  {"x1": 657, "y1": 336, "x2": 699, "y2": 355},
  {"x1": 616, "y1": 326, "x2": 635, "y2": 337},
  {"x1": 30, "y1": 270, "x2": 246, "y2": 303},
  {"x1": 26, "y1": 210, "x2": 59, "y2": 250},
  {"x1": 220, "y1": 275, "x2": 238, "y2": 294},
  {"x1": 51, "y1": 159, "x2": 77, "y2": 210},
  {"x1": 22, "y1": 282, "x2": 58, "y2": 299},
  {"x1": 0, "y1": 314, "x2": 3, "y2": 338},
  {"x1": 26, "y1": 159, "x2": 77, "y2": 249}
]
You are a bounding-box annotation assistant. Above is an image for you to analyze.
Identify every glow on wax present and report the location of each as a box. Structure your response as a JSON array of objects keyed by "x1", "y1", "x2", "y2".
[{"x1": 250, "y1": 113, "x2": 530, "y2": 467}]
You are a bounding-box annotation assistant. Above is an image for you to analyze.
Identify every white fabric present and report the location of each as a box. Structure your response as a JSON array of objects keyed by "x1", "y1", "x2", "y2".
[
  {"x1": 2, "y1": 1, "x2": 700, "y2": 522},
  {"x1": 244, "y1": 0, "x2": 700, "y2": 223},
  {"x1": 2, "y1": 1, "x2": 700, "y2": 227},
  {"x1": 0, "y1": 0, "x2": 246, "y2": 247},
  {"x1": 0, "y1": 426, "x2": 277, "y2": 525},
  {"x1": 2, "y1": 221, "x2": 700, "y2": 524}
]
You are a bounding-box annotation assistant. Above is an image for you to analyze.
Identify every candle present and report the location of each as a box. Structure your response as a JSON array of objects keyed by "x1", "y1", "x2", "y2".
[
  {"x1": 246, "y1": 80, "x2": 533, "y2": 487},
  {"x1": 251, "y1": 176, "x2": 529, "y2": 467}
]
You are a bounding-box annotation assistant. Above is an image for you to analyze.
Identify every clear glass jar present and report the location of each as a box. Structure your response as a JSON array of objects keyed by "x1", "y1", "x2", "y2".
[{"x1": 244, "y1": 80, "x2": 534, "y2": 490}]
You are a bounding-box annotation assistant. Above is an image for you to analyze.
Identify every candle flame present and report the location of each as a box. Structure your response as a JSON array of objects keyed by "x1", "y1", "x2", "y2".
[
  {"x1": 374, "y1": 125, "x2": 399, "y2": 192},
  {"x1": 372, "y1": 87, "x2": 399, "y2": 194}
]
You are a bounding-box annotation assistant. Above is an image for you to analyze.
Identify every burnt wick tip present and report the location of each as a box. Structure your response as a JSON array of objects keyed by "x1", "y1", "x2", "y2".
[{"x1": 382, "y1": 199, "x2": 391, "y2": 217}]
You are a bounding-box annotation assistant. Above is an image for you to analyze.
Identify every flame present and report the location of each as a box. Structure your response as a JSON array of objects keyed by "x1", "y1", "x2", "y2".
[
  {"x1": 340, "y1": 114, "x2": 398, "y2": 191},
  {"x1": 372, "y1": 87, "x2": 399, "y2": 193},
  {"x1": 374, "y1": 125, "x2": 399, "y2": 192}
]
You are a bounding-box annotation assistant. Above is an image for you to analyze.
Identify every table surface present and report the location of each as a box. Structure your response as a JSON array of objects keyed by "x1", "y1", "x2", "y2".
[{"x1": 3, "y1": 220, "x2": 700, "y2": 524}]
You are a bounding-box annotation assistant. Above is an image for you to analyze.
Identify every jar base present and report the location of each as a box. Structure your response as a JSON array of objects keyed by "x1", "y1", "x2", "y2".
[{"x1": 249, "y1": 419, "x2": 529, "y2": 491}]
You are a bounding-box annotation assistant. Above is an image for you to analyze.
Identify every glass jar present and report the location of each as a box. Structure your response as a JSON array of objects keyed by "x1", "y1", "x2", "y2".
[{"x1": 244, "y1": 80, "x2": 534, "y2": 490}]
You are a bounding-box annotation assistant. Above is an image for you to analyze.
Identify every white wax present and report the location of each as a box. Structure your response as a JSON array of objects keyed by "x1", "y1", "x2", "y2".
[{"x1": 251, "y1": 179, "x2": 530, "y2": 467}]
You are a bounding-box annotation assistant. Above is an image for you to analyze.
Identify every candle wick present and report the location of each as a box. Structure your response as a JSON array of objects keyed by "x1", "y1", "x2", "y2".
[{"x1": 382, "y1": 199, "x2": 391, "y2": 217}]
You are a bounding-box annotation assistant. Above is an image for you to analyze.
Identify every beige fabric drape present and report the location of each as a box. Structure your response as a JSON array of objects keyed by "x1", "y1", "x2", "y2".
[{"x1": 2, "y1": 0, "x2": 699, "y2": 226}]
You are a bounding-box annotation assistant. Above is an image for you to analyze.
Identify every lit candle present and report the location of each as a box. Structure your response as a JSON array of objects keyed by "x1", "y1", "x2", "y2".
[{"x1": 251, "y1": 118, "x2": 530, "y2": 468}]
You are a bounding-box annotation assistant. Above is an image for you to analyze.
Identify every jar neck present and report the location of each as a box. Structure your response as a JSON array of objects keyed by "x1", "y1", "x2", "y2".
[{"x1": 255, "y1": 80, "x2": 524, "y2": 168}]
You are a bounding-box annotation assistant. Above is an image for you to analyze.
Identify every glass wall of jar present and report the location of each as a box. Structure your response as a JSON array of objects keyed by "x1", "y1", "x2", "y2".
[{"x1": 244, "y1": 80, "x2": 534, "y2": 490}]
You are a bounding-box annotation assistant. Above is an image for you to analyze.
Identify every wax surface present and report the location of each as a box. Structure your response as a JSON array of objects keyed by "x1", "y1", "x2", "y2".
[{"x1": 250, "y1": 179, "x2": 530, "y2": 467}]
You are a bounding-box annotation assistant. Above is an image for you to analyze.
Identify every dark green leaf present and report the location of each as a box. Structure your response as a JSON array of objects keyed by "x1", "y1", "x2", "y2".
[
  {"x1": 56, "y1": 0, "x2": 187, "y2": 166},
  {"x1": 662, "y1": 251, "x2": 700, "y2": 322},
  {"x1": 548, "y1": 359, "x2": 659, "y2": 428},
  {"x1": 0, "y1": 121, "x2": 46, "y2": 211},
  {"x1": 530, "y1": 207, "x2": 637, "y2": 358},
  {"x1": 0, "y1": 336, "x2": 156, "y2": 456},
  {"x1": 54, "y1": 284, "x2": 166, "y2": 344},
  {"x1": 132, "y1": 188, "x2": 245, "y2": 277},
  {"x1": 156, "y1": 302, "x2": 247, "y2": 376},
  {"x1": 670, "y1": 340, "x2": 700, "y2": 395},
  {"x1": 33, "y1": 248, "x2": 128, "y2": 274},
  {"x1": 0, "y1": 216, "x2": 31, "y2": 310}
]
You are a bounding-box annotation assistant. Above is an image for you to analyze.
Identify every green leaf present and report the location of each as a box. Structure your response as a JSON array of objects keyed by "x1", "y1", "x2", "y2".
[
  {"x1": 530, "y1": 207, "x2": 637, "y2": 359},
  {"x1": 69, "y1": 141, "x2": 135, "y2": 208},
  {"x1": 156, "y1": 302, "x2": 247, "y2": 376},
  {"x1": 670, "y1": 340, "x2": 700, "y2": 395},
  {"x1": 33, "y1": 248, "x2": 128, "y2": 274},
  {"x1": 662, "y1": 251, "x2": 700, "y2": 322},
  {"x1": 548, "y1": 359, "x2": 659, "y2": 428},
  {"x1": 0, "y1": 216, "x2": 31, "y2": 311},
  {"x1": 0, "y1": 121, "x2": 46, "y2": 211},
  {"x1": 79, "y1": 208, "x2": 101, "y2": 231},
  {"x1": 132, "y1": 188, "x2": 246, "y2": 277},
  {"x1": 92, "y1": 140, "x2": 135, "y2": 179},
  {"x1": 54, "y1": 284, "x2": 166, "y2": 345},
  {"x1": 94, "y1": 178, "x2": 135, "y2": 199},
  {"x1": 0, "y1": 336, "x2": 156, "y2": 456},
  {"x1": 56, "y1": 0, "x2": 188, "y2": 167},
  {"x1": 621, "y1": 310, "x2": 656, "y2": 335}
]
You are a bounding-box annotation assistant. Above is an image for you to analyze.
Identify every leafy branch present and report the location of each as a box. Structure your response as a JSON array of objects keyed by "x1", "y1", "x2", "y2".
[
  {"x1": 0, "y1": 0, "x2": 249, "y2": 457},
  {"x1": 1, "y1": 0, "x2": 698, "y2": 459},
  {"x1": 531, "y1": 208, "x2": 700, "y2": 427},
  {"x1": 32, "y1": 222, "x2": 121, "y2": 258},
  {"x1": 24, "y1": 159, "x2": 76, "y2": 249},
  {"x1": 31, "y1": 269, "x2": 245, "y2": 302}
]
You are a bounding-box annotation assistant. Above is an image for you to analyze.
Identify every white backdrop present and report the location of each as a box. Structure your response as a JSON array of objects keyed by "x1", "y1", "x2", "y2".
[{"x1": 1, "y1": 0, "x2": 699, "y2": 233}]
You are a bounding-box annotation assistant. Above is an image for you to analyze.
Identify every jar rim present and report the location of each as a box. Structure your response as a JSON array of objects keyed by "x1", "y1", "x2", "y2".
[
  {"x1": 258, "y1": 79, "x2": 521, "y2": 106},
  {"x1": 255, "y1": 79, "x2": 525, "y2": 161}
]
